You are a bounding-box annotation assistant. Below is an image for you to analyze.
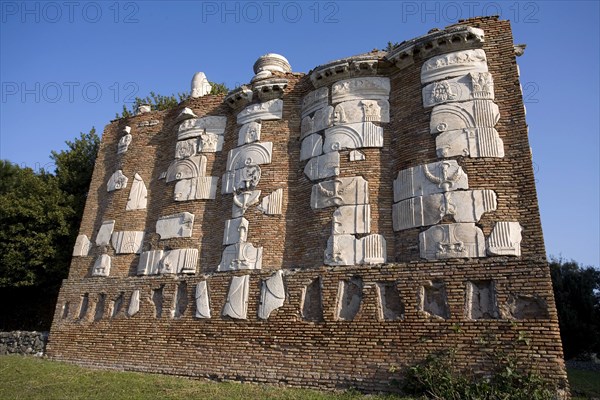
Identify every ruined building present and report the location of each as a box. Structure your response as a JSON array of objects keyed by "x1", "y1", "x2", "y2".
[{"x1": 48, "y1": 16, "x2": 567, "y2": 394}]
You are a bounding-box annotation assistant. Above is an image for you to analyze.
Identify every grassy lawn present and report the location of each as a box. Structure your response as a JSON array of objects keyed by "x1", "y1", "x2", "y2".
[
  {"x1": 568, "y1": 368, "x2": 600, "y2": 400},
  {"x1": 0, "y1": 355, "x2": 412, "y2": 400}
]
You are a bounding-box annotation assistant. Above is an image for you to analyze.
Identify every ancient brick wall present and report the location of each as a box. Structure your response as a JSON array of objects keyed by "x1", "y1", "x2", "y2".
[{"x1": 47, "y1": 16, "x2": 567, "y2": 394}]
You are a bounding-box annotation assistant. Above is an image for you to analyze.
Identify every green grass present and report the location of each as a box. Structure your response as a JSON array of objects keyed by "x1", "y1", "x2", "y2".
[
  {"x1": 0, "y1": 355, "x2": 413, "y2": 400},
  {"x1": 568, "y1": 368, "x2": 600, "y2": 400}
]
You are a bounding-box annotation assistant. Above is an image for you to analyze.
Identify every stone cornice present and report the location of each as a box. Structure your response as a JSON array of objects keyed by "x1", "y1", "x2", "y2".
[{"x1": 309, "y1": 54, "x2": 391, "y2": 89}]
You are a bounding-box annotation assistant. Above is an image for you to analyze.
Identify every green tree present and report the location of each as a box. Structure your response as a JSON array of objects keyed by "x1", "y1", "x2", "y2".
[{"x1": 550, "y1": 257, "x2": 600, "y2": 359}]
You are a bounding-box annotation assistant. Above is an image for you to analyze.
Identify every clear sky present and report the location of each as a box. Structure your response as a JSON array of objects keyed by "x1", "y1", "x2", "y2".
[{"x1": 1, "y1": 1, "x2": 598, "y2": 267}]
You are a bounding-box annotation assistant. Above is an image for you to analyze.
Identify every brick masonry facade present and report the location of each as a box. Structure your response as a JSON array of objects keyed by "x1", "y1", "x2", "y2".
[{"x1": 47, "y1": 17, "x2": 568, "y2": 394}]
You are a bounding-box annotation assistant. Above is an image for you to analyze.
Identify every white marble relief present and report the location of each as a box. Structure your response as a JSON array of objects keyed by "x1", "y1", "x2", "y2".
[
  {"x1": 95, "y1": 220, "x2": 115, "y2": 247},
  {"x1": 349, "y1": 150, "x2": 365, "y2": 161},
  {"x1": 435, "y1": 127, "x2": 505, "y2": 158},
  {"x1": 487, "y1": 221, "x2": 522, "y2": 256},
  {"x1": 92, "y1": 254, "x2": 111, "y2": 276},
  {"x1": 226, "y1": 142, "x2": 273, "y2": 171},
  {"x1": 301, "y1": 105, "x2": 333, "y2": 138},
  {"x1": 392, "y1": 190, "x2": 497, "y2": 231},
  {"x1": 195, "y1": 281, "x2": 211, "y2": 318},
  {"x1": 165, "y1": 155, "x2": 207, "y2": 183},
  {"x1": 361, "y1": 234, "x2": 387, "y2": 264},
  {"x1": 178, "y1": 116, "x2": 227, "y2": 140},
  {"x1": 430, "y1": 100, "x2": 500, "y2": 134},
  {"x1": 333, "y1": 100, "x2": 390, "y2": 125},
  {"x1": 238, "y1": 121, "x2": 261, "y2": 146},
  {"x1": 175, "y1": 138, "x2": 198, "y2": 159},
  {"x1": 223, "y1": 217, "x2": 249, "y2": 245},
  {"x1": 232, "y1": 190, "x2": 261, "y2": 217},
  {"x1": 393, "y1": 160, "x2": 468, "y2": 203},
  {"x1": 300, "y1": 134, "x2": 323, "y2": 161},
  {"x1": 258, "y1": 270, "x2": 285, "y2": 319},
  {"x1": 421, "y1": 49, "x2": 488, "y2": 84},
  {"x1": 218, "y1": 242, "x2": 263, "y2": 271},
  {"x1": 419, "y1": 223, "x2": 486, "y2": 260},
  {"x1": 222, "y1": 165, "x2": 262, "y2": 194},
  {"x1": 222, "y1": 275, "x2": 250, "y2": 319},
  {"x1": 111, "y1": 231, "x2": 145, "y2": 254},
  {"x1": 137, "y1": 250, "x2": 164, "y2": 275},
  {"x1": 331, "y1": 77, "x2": 391, "y2": 104},
  {"x1": 117, "y1": 127, "x2": 132, "y2": 155},
  {"x1": 257, "y1": 188, "x2": 283, "y2": 215},
  {"x1": 175, "y1": 107, "x2": 197, "y2": 122},
  {"x1": 304, "y1": 152, "x2": 340, "y2": 181},
  {"x1": 126, "y1": 173, "x2": 147, "y2": 211},
  {"x1": 323, "y1": 122, "x2": 384, "y2": 152},
  {"x1": 324, "y1": 233, "x2": 386, "y2": 266},
  {"x1": 332, "y1": 204, "x2": 371, "y2": 235},
  {"x1": 156, "y1": 212, "x2": 194, "y2": 239},
  {"x1": 174, "y1": 176, "x2": 218, "y2": 201},
  {"x1": 127, "y1": 290, "x2": 140, "y2": 317},
  {"x1": 199, "y1": 133, "x2": 225, "y2": 153},
  {"x1": 191, "y1": 72, "x2": 211, "y2": 98},
  {"x1": 107, "y1": 170, "x2": 128, "y2": 192},
  {"x1": 422, "y1": 72, "x2": 494, "y2": 108},
  {"x1": 237, "y1": 99, "x2": 283, "y2": 125},
  {"x1": 301, "y1": 87, "x2": 329, "y2": 118},
  {"x1": 311, "y1": 177, "x2": 369, "y2": 209},
  {"x1": 160, "y1": 248, "x2": 198, "y2": 274},
  {"x1": 72, "y1": 234, "x2": 91, "y2": 257}
]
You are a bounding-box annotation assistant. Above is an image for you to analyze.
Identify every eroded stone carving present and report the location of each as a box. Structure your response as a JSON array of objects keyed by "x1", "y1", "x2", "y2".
[
  {"x1": 324, "y1": 233, "x2": 386, "y2": 266},
  {"x1": 95, "y1": 220, "x2": 115, "y2": 247},
  {"x1": 435, "y1": 127, "x2": 505, "y2": 158},
  {"x1": 421, "y1": 49, "x2": 488, "y2": 84},
  {"x1": 111, "y1": 231, "x2": 144, "y2": 254},
  {"x1": 126, "y1": 173, "x2": 147, "y2": 211},
  {"x1": 117, "y1": 126, "x2": 132, "y2": 154},
  {"x1": 195, "y1": 281, "x2": 211, "y2": 319},
  {"x1": 175, "y1": 138, "x2": 198, "y2": 159},
  {"x1": 191, "y1": 72, "x2": 211, "y2": 98},
  {"x1": 422, "y1": 72, "x2": 494, "y2": 108},
  {"x1": 349, "y1": 150, "x2": 365, "y2": 161},
  {"x1": 107, "y1": 170, "x2": 128, "y2": 192},
  {"x1": 222, "y1": 165, "x2": 262, "y2": 194},
  {"x1": 218, "y1": 242, "x2": 263, "y2": 272},
  {"x1": 304, "y1": 152, "x2": 340, "y2": 181},
  {"x1": 156, "y1": 212, "x2": 194, "y2": 239},
  {"x1": 238, "y1": 121, "x2": 261, "y2": 146},
  {"x1": 232, "y1": 190, "x2": 261, "y2": 217},
  {"x1": 257, "y1": 188, "x2": 283, "y2": 215},
  {"x1": 160, "y1": 248, "x2": 198, "y2": 274},
  {"x1": 392, "y1": 190, "x2": 497, "y2": 231},
  {"x1": 222, "y1": 275, "x2": 250, "y2": 319},
  {"x1": 178, "y1": 116, "x2": 227, "y2": 140},
  {"x1": 311, "y1": 177, "x2": 369, "y2": 209},
  {"x1": 300, "y1": 134, "x2": 323, "y2": 161},
  {"x1": 332, "y1": 204, "x2": 371, "y2": 235},
  {"x1": 419, "y1": 280, "x2": 449, "y2": 319},
  {"x1": 175, "y1": 107, "x2": 197, "y2": 122},
  {"x1": 333, "y1": 100, "x2": 389, "y2": 124},
  {"x1": 376, "y1": 282, "x2": 404, "y2": 320},
  {"x1": 174, "y1": 176, "x2": 219, "y2": 201},
  {"x1": 419, "y1": 223, "x2": 486, "y2": 260},
  {"x1": 301, "y1": 278, "x2": 323, "y2": 322},
  {"x1": 393, "y1": 160, "x2": 468, "y2": 203},
  {"x1": 301, "y1": 87, "x2": 329, "y2": 118},
  {"x1": 92, "y1": 254, "x2": 111, "y2": 277},
  {"x1": 172, "y1": 282, "x2": 188, "y2": 318},
  {"x1": 223, "y1": 217, "x2": 249, "y2": 245},
  {"x1": 226, "y1": 142, "x2": 273, "y2": 171},
  {"x1": 466, "y1": 280, "x2": 497, "y2": 319},
  {"x1": 72, "y1": 234, "x2": 91, "y2": 257},
  {"x1": 137, "y1": 250, "x2": 164, "y2": 275},
  {"x1": 258, "y1": 270, "x2": 285, "y2": 319},
  {"x1": 237, "y1": 99, "x2": 283, "y2": 125},
  {"x1": 323, "y1": 122, "x2": 384, "y2": 152},
  {"x1": 165, "y1": 155, "x2": 207, "y2": 183},
  {"x1": 336, "y1": 277, "x2": 363, "y2": 321},
  {"x1": 301, "y1": 106, "x2": 333, "y2": 138},
  {"x1": 127, "y1": 290, "x2": 140, "y2": 317},
  {"x1": 199, "y1": 133, "x2": 225, "y2": 153},
  {"x1": 331, "y1": 77, "x2": 391, "y2": 104},
  {"x1": 487, "y1": 221, "x2": 522, "y2": 256}
]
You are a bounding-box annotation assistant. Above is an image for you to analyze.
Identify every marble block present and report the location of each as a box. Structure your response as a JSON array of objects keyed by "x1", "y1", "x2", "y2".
[
  {"x1": 360, "y1": 234, "x2": 387, "y2": 264},
  {"x1": 226, "y1": 142, "x2": 273, "y2": 171},
  {"x1": 165, "y1": 155, "x2": 207, "y2": 183},
  {"x1": 92, "y1": 254, "x2": 111, "y2": 276},
  {"x1": 300, "y1": 134, "x2": 323, "y2": 161},
  {"x1": 218, "y1": 242, "x2": 263, "y2": 271},
  {"x1": 435, "y1": 127, "x2": 505, "y2": 158},
  {"x1": 127, "y1": 290, "x2": 140, "y2": 317},
  {"x1": 195, "y1": 281, "x2": 211, "y2": 318},
  {"x1": 175, "y1": 107, "x2": 197, "y2": 122},
  {"x1": 430, "y1": 100, "x2": 500, "y2": 134},
  {"x1": 222, "y1": 275, "x2": 250, "y2": 319},
  {"x1": 160, "y1": 248, "x2": 198, "y2": 274},
  {"x1": 72, "y1": 234, "x2": 91, "y2": 257},
  {"x1": 175, "y1": 138, "x2": 199, "y2": 159},
  {"x1": 107, "y1": 170, "x2": 128, "y2": 192},
  {"x1": 332, "y1": 204, "x2": 371, "y2": 235},
  {"x1": 222, "y1": 165, "x2": 262, "y2": 194},
  {"x1": 238, "y1": 121, "x2": 261, "y2": 146},
  {"x1": 191, "y1": 72, "x2": 211, "y2": 98},
  {"x1": 311, "y1": 177, "x2": 369, "y2": 209},
  {"x1": 419, "y1": 223, "x2": 486, "y2": 260},
  {"x1": 487, "y1": 221, "x2": 522, "y2": 256},
  {"x1": 301, "y1": 87, "x2": 329, "y2": 118},
  {"x1": 333, "y1": 100, "x2": 389, "y2": 125},
  {"x1": 257, "y1": 188, "x2": 283, "y2": 215},
  {"x1": 421, "y1": 49, "x2": 488, "y2": 84},
  {"x1": 223, "y1": 217, "x2": 249, "y2": 245},
  {"x1": 258, "y1": 270, "x2": 285, "y2": 319},
  {"x1": 95, "y1": 220, "x2": 115, "y2": 247},
  {"x1": 117, "y1": 129, "x2": 132, "y2": 155},
  {"x1": 237, "y1": 99, "x2": 283, "y2": 125},
  {"x1": 111, "y1": 231, "x2": 144, "y2": 254},
  {"x1": 174, "y1": 176, "x2": 218, "y2": 201},
  {"x1": 156, "y1": 212, "x2": 194, "y2": 239},
  {"x1": 331, "y1": 77, "x2": 390, "y2": 104},
  {"x1": 126, "y1": 173, "x2": 147, "y2": 211},
  {"x1": 323, "y1": 122, "x2": 384, "y2": 152},
  {"x1": 178, "y1": 116, "x2": 227, "y2": 140},
  {"x1": 232, "y1": 190, "x2": 261, "y2": 217},
  {"x1": 300, "y1": 105, "x2": 333, "y2": 138},
  {"x1": 199, "y1": 133, "x2": 225, "y2": 153},
  {"x1": 422, "y1": 72, "x2": 494, "y2": 108},
  {"x1": 393, "y1": 160, "x2": 468, "y2": 203},
  {"x1": 137, "y1": 250, "x2": 164, "y2": 275},
  {"x1": 304, "y1": 152, "x2": 340, "y2": 181},
  {"x1": 349, "y1": 150, "x2": 365, "y2": 161},
  {"x1": 324, "y1": 233, "x2": 386, "y2": 265}
]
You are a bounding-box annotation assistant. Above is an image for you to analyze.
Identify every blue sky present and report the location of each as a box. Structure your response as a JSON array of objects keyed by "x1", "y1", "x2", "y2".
[{"x1": 1, "y1": 1, "x2": 598, "y2": 267}]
